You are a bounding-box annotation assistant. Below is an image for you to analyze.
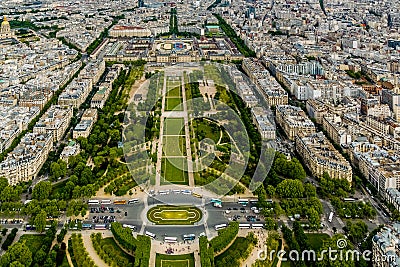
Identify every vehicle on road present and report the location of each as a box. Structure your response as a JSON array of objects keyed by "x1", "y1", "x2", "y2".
[
  {"x1": 328, "y1": 212, "x2": 334, "y2": 223},
  {"x1": 214, "y1": 224, "x2": 227, "y2": 231}
]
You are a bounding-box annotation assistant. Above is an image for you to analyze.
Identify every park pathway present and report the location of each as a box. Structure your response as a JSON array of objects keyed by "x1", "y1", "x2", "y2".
[
  {"x1": 180, "y1": 71, "x2": 195, "y2": 187},
  {"x1": 155, "y1": 74, "x2": 167, "y2": 187}
]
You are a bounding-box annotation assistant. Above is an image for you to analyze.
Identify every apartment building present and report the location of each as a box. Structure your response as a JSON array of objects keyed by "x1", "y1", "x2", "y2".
[
  {"x1": 0, "y1": 133, "x2": 53, "y2": 185},
  {"x1": 33, "y1": 105, "x2": 73, "y2": 142},
  {"x1": 296, "y1": 132, "x2": 353, "y2": 182},
  {"x1": 275, "y1": 105, "x2": 316, "y2": 140}
]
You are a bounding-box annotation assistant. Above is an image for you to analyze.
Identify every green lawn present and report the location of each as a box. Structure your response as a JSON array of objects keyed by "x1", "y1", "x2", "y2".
[
  {"x1": 164, "y1": 118, "x2": 184, "y2": 135},
  {"x1": 163, "y1": 136, "x2": 186, "y2": 157},
  {"x1": 148, "y1": 206, "x2": 202, "y2": 225},
  {"x1": 306, "y1": 233, "x2": 330, "y2": 251},
  {"x1": 161, "y1": 157, "x2": 188, "y2": 185},
  {"x1": 156, "y1": 253, "x2": 195, "y2": 267},
  {"x1": 204, "y1": 65, "x2": 224, "y2": 86},
  {"x1": 167, "y1": 86, "x2": 181, "y2": 97},
  {"x1": 166, "y1": 97, "x2": 183, "y2": 111},
  {"x1": 19, "y1": 235, "x2": 45, "y2": 254}
]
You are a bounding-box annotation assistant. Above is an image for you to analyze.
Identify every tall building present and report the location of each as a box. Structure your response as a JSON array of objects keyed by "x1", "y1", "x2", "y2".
[
  {"x1": 0, "y1": 16, "x2": 14, "y2": 39},
  {"x1": 138, "y1": 0, "x2": 144, "y2": 7}
]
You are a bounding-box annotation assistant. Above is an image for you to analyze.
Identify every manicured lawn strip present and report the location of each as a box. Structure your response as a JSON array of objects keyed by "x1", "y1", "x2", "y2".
[
  {"x1": 156, "y1": 253, "x2": 195, "y2": 267},
  {"x1": 163, "y1": 136, "x2": 186, "y2": 157},
  {"x1": 167, "y1": 86, "x2": 182, "y2": 97},
  {"x1": 166, "y1": 97, "x2": 183, "y2": 111},
  {"x1": 305, "y1": 233, "x2": 330, "y2": 251},
  {"x1": 91, "y1": 233, "x2": 134, "y2": 267},
  {"x1": 164, "y1": 118, "x2": 185, "y2": 135},
  {"x1": 161, "y1": 157, "x2": 188, "y2": 184},
  {"x1": 204, "y1": 65, "x2": 224, "y2": 86},
  {"x1": 147, "y1": 205, "x2": 202, "y2": 225}
]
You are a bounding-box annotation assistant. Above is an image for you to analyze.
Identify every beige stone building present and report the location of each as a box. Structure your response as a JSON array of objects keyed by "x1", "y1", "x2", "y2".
[
  {"x1": 33, "y1": 105, "x2": 73, "y2": 142},
  {"x1": 0, "y1": 133, "x2": 53, "y2": 185},
  {"x1": 275, "y1": 105, "x2": 316, "y2": 140},
  {"x1": 296, "y1": 132, "x2": 352, "y2": 182}
]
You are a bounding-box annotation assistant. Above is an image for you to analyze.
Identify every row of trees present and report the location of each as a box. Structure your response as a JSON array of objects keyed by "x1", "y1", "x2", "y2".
[
  {"x1": 209, "y1": 222, "x2": 239, "y2": 253},
  {"x1": 199, "y1": 236, "x2": 214, "y2": 267},
  {"x1": 69, "y1": 234, "x2": 96, "y2": 267},
  {"x1": 214, "y1": 234, "x2": 257, "y2": 267},
  {"x1": 1, "y1": 228, "x2": 18, "y2": 251},
  {"x1": 91, "y1": 233, "x2": 134, "y2": 267},
  {"x1": 214, "y1": 14, "x2": 256, "y2": 57},
  {"x1": 110, "y1": 222, "x2": 137, "y2": 252},
  {"x1": 134, "y1": 235, "x2": 151, "y2": 267}
]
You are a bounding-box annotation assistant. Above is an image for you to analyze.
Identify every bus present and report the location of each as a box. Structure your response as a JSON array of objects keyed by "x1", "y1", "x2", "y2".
[
  {"x1": 128, "y1": 199, "x2": 139, "y2": 204},
  {"x1": 251, "y1": 224, "x2": 264, "y2": 229},
  {"x1": 164, "y1": 237, "x2": 178, "y2": 243},
  {"x1": 88, "y1": 200, "x2": 99, "y2": 205},
  {"x1": 82, "y1": 224, "x2": 92, "y2": 230},
  {"x1": 328, "y1": 212, "x2": 334, "y2": 223},
  {"x1": 214, "y1": 224, "x2": 227, "y2": 231},
  {"x1": 239, "y1": 223, "x2": 251, "y2": 229},
  {"x1": 101, "y1": 200, "x2": 112, "y2": 205},
  {"x1": 114, "y1": 200, "x2": 127, "y2": 205},
  {"x1": 183, "y1": 234, "x2": 196, "y2": 241},
  {"x1": 211, "y1": 198, "x2": 222, "y2": 204},
  {"x1": 238, "y1": 199, "x2": 249, "y2": 206},
  {"x1": 145, "y1": 231, "x2": 156, "y2": 239},
  {"x1": 94, "y1": 224, "x2": 107, "y2": 230},
  {"x1": 192, "y1": 192, "x2": 202, "y2": 198},
  {"x1": 122, "y1": 224, "x2": 136, "y2": 231},
  {"x1": 250, "y1": 199, "x2": 258, "y2": 204}
]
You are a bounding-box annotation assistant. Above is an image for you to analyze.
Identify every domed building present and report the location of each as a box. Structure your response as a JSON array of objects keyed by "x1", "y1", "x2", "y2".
[{"x1": 0, "y1": 16, "x2": 15, "y2": 39}]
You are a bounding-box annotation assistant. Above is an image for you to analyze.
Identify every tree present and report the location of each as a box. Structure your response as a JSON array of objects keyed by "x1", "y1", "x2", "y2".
[
  {"x1": 264, "y1": 217, "x2": 277, "y2": 230},
  {"x1": 50, "y1": 162, "x2": 61, "y2": 180},
  {"x1": 32, "y1": 181, "x2": 52, "y2": 201},
  {"x1": 266, "y1": 185, "x2": 275, "y2": 198},
  {"x1": 34, "y1": 210, "x2": 47, "y2": 233},
  {"x1": 0, "y1": 241, "x2": 33, "y2": 267},
  {"x1": 276, "y1": 179, "x2": 304, "y2": 198},
  {"x1": 304, "y1": 183, "x2": 317, "y2": 198},
  {"x1": 345, "y1": 221, "x2": 368, "y2": 243},
  {"x1": 308, "y1": 209, "x2": 321, "y2": 229}
]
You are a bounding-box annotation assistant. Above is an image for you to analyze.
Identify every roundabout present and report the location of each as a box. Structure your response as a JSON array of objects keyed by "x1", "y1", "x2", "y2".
[{"x1": 147, "y1": 205, "x2": 203, "y2": 225}]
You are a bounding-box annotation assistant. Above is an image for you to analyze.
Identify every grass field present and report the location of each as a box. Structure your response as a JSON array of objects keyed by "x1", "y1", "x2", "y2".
[
  {"x1": 164, "y1": 118, "x2": 184, "y2": 136},
  {"x1": 161, "y1": 157, "x2": 188, "y2": 184},
  {"x1": 167, "y1": 86, "x2": 181, "y2": 98},
  {"x1": 204, "y1": 64, "x2": 224, "y2": 86},
  {"x1": 166, "y1": 97, "x2": 183, "y2": 111},
  {"x1": 163, "y1": 136, "x2": 186, "y2": 157},
  {"x1": 156, "y1": 253, "x2": 195, "y2": 267},
  {"x1": 305, "y1": 233, "x2": 330, "y2": 250}
]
